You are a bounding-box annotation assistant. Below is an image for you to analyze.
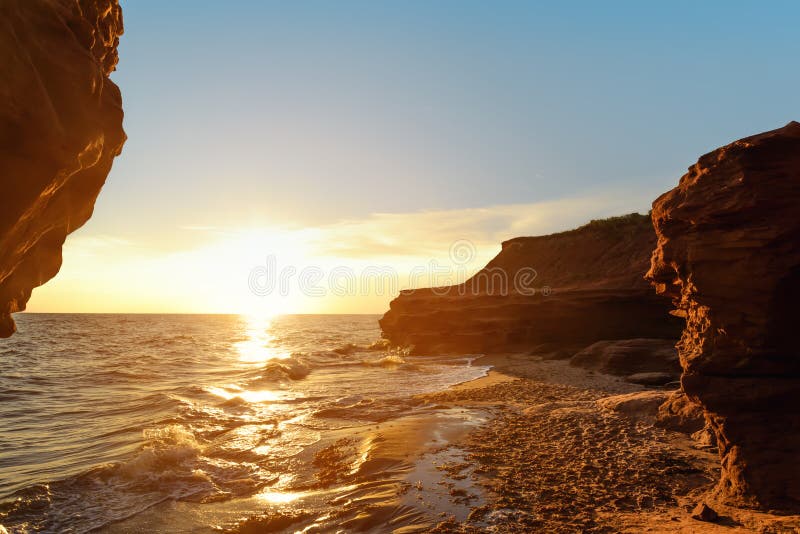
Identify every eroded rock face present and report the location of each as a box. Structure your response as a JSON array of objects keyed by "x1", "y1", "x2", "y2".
[
  {"x1": 647, "y1": 121, "x2": 800, "y2": 510},
  {"x1": 0, "y1": 0, "x2": 125, "y2": 336},
  {"x1": 380, "y1": 214, "x2": 682, "y2": 353}
]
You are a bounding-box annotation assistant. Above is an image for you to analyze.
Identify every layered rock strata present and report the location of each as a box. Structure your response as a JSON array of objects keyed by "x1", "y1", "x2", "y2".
[
  {"x1": 381, "y1": 214, "x2": 682, "y2": 353},
  {"x1": 647, "y1": 121, "x2": 800, "y2": 510}
]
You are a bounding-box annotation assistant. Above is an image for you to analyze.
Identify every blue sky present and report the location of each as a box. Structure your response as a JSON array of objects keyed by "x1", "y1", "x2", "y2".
[
  {"x1": 28, "y1": 1, "x2": 800, "y2": 312},
  {"x1": 103, "y1": 1, "x2": 799, "y2": 233}
]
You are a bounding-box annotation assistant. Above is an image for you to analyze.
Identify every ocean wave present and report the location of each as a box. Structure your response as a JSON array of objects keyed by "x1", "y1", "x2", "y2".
[
  {"x1": 360, "y1": 354, "x2": 419, "y2": 370},
  {"x1": 93, "y1": 368, "x2": 159, "y2": 383},
  {"x1": 332, "y1": 339, "x2": 392, "y2": 355},
  {"x1": 362, "y1": 354, "x2": 405, "y2": 366},
  {"x1": 119, "y1": 425, "x2": 204, "y2": 480},
  {"x1": 332, "y1": 343, "x2": 361, "y2": 355},
  {"x1": 367, "y1": 339, "x2": 391, "y2": 351},
  {"x1": 256, "y1": 355, "x2": 311, "y2": 382},
  {"x1": 141, "y1": 333, "x2": 198, "y2": 347},
  {"x1": 0, "y1": 424, "x2": 274, "y2": 533},
  {"x1": 219, "y1": 395, "x2": 251, "y2": 408},
  {"x1": 96, "y1": 423, "x2": 270, "y2": 501},
  {"x1": 303, "y1": 352, "x2": 421, "y2": 372}
]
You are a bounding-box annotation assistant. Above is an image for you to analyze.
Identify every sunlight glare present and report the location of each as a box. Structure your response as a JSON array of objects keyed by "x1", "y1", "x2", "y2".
[
  {"x1": 206, "y1": 385, "x2": 287, "y2": 404},
  {"x1": 235, "y1": 313, "x2": 290, "y2": 364},
  {"x1": 256, "y1": 490, "x2": 307, "y2": 504}
]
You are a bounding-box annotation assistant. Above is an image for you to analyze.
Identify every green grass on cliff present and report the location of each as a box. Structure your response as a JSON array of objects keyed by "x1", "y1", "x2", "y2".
[
  {"x1": 501, "y1": 212, "x2": 653, "y2": 247},
  {"x1": 577, "y1": 212, "x2": 651, "y2": 235}
]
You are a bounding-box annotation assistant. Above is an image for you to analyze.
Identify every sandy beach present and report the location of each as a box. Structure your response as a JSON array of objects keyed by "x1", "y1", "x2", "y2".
[{"x1": 411, "y1": 355, "x2": 800, "y2": 533}]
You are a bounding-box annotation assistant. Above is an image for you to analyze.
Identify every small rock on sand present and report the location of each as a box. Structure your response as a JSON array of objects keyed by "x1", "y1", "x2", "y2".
[{"x1": 691, "y1": 502, "x2": 719, "y2": 522}]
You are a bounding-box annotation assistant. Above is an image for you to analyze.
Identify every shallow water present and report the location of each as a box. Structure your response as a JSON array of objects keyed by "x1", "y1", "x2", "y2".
[{"x1": 0, "y1": 314, "x2": 488, "y2": 533}]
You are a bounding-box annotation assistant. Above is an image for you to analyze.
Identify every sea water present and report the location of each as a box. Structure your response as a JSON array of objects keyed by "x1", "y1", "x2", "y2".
[{"x1": 0, "y1": 314, "x2": 488, "y2": 533}]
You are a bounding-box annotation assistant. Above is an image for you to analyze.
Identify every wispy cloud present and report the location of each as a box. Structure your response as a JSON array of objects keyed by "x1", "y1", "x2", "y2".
[{"x1": 309, "y1": 189, "x2": 655, "y2": 262}]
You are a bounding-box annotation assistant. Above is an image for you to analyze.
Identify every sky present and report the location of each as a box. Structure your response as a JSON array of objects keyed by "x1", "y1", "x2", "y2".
[{"x1": 27, "y1": 0, "x2": 800, "y2": 315}]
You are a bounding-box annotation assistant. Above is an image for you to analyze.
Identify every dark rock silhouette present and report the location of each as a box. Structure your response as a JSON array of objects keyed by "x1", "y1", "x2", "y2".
[
  {"x1": 0, "y1": 0, "x2": 125, "y2": 336},
  {"x1": 380, "y1": 214, "x2": 682, "y2": 353},
  {"x1": 647, "y1": 121, "x2": 800, "y2": 510}
]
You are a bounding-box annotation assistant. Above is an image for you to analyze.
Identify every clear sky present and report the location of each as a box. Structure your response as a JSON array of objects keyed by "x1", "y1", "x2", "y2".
[{"x1": 27, "y1": 0, "x2": 800, "y2": 315}]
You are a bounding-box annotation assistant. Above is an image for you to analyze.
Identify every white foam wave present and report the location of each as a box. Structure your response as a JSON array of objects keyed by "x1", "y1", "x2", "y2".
[{"x1": 361, "y1": 354, "x2": 407, "y2": 367}]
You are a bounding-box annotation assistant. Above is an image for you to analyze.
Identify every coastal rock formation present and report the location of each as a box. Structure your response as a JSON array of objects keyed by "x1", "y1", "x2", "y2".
[
  {"x1": 647, "y1": 121, "x2": 800, "y2": 510},
  {"x1": 0, "y1": 0, "x2": 125, "y2": 336},
  {"x1": 380, "y1": 214, "x2": 682, "y2": 354}
]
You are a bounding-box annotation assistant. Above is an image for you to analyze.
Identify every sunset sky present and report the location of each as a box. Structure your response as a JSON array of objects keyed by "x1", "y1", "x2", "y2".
[{"x1": 27, "y1": 0, "x2": 800, "y2": 314}]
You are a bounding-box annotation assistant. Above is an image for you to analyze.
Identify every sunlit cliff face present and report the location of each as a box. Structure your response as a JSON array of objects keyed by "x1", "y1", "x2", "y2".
[{"x1": 0, "y1": 0, "x2": 125, "y2": 336}]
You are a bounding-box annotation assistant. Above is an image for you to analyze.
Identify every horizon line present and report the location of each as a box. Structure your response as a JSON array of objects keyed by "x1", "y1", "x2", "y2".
[{"x1": 16, "y1": 311, "x2": 382, "y2": 316}]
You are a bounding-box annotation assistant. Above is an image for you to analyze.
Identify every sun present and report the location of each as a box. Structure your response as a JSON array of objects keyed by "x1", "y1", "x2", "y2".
[{"x1": 177, "y1": 225, "x2": 318, "y2": 316}]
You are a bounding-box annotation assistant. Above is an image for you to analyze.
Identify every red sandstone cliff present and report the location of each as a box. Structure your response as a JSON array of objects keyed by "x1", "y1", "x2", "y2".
[
  {"x1": 647, "y1": 121, "x2": 800, "y2": 511},
  {"x1": 380, "y1": 214, "x2": 682, "y2": 353},
  {"x1": 0, "y1": 0, "x2": 125, "y2": 336}
]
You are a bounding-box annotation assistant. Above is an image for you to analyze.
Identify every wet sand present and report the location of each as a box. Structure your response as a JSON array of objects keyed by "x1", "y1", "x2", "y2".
[
  {"x1": 226, "y1": 407, "x2": 494, "y2": 533},
  {"x1": 417, "y1": 354, "x2": 800, "y2": 533}
]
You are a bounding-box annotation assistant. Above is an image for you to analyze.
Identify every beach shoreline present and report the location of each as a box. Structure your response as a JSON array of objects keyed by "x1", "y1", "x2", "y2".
[
  {"x1": 96, "y1": 350, "x2": 800, "y2": 533},
  {"x1": 411, "y1": 353, "x2": 800, "y2": 533}
]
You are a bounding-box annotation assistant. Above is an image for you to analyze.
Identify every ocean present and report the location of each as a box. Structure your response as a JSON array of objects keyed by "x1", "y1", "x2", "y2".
[{"x1": 0, "y1": 314, "x2": 489, "y2": 533}]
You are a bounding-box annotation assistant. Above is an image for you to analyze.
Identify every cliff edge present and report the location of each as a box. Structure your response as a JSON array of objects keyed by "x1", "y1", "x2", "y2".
[
  {"x1": 0, "y1": 0, "x2": 125, "y2": 336},
  {"x1": 380, "y1": 213, "x2": 682, "y2": 353},
  {"x1": 647, "y1": 121, "x2": 800, "y2": 511}
]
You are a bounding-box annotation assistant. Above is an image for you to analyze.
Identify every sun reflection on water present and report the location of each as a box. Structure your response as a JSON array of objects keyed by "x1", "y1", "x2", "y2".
[
  {"x1": 206, "y1": 385, "x2": 288, "y2": 404},
  {"x1": 256, "y1": 490, "x2": 306, "y2": 504},
  {"x1": 235, "y1": 313, "x2": 290, "y2": 364}
]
